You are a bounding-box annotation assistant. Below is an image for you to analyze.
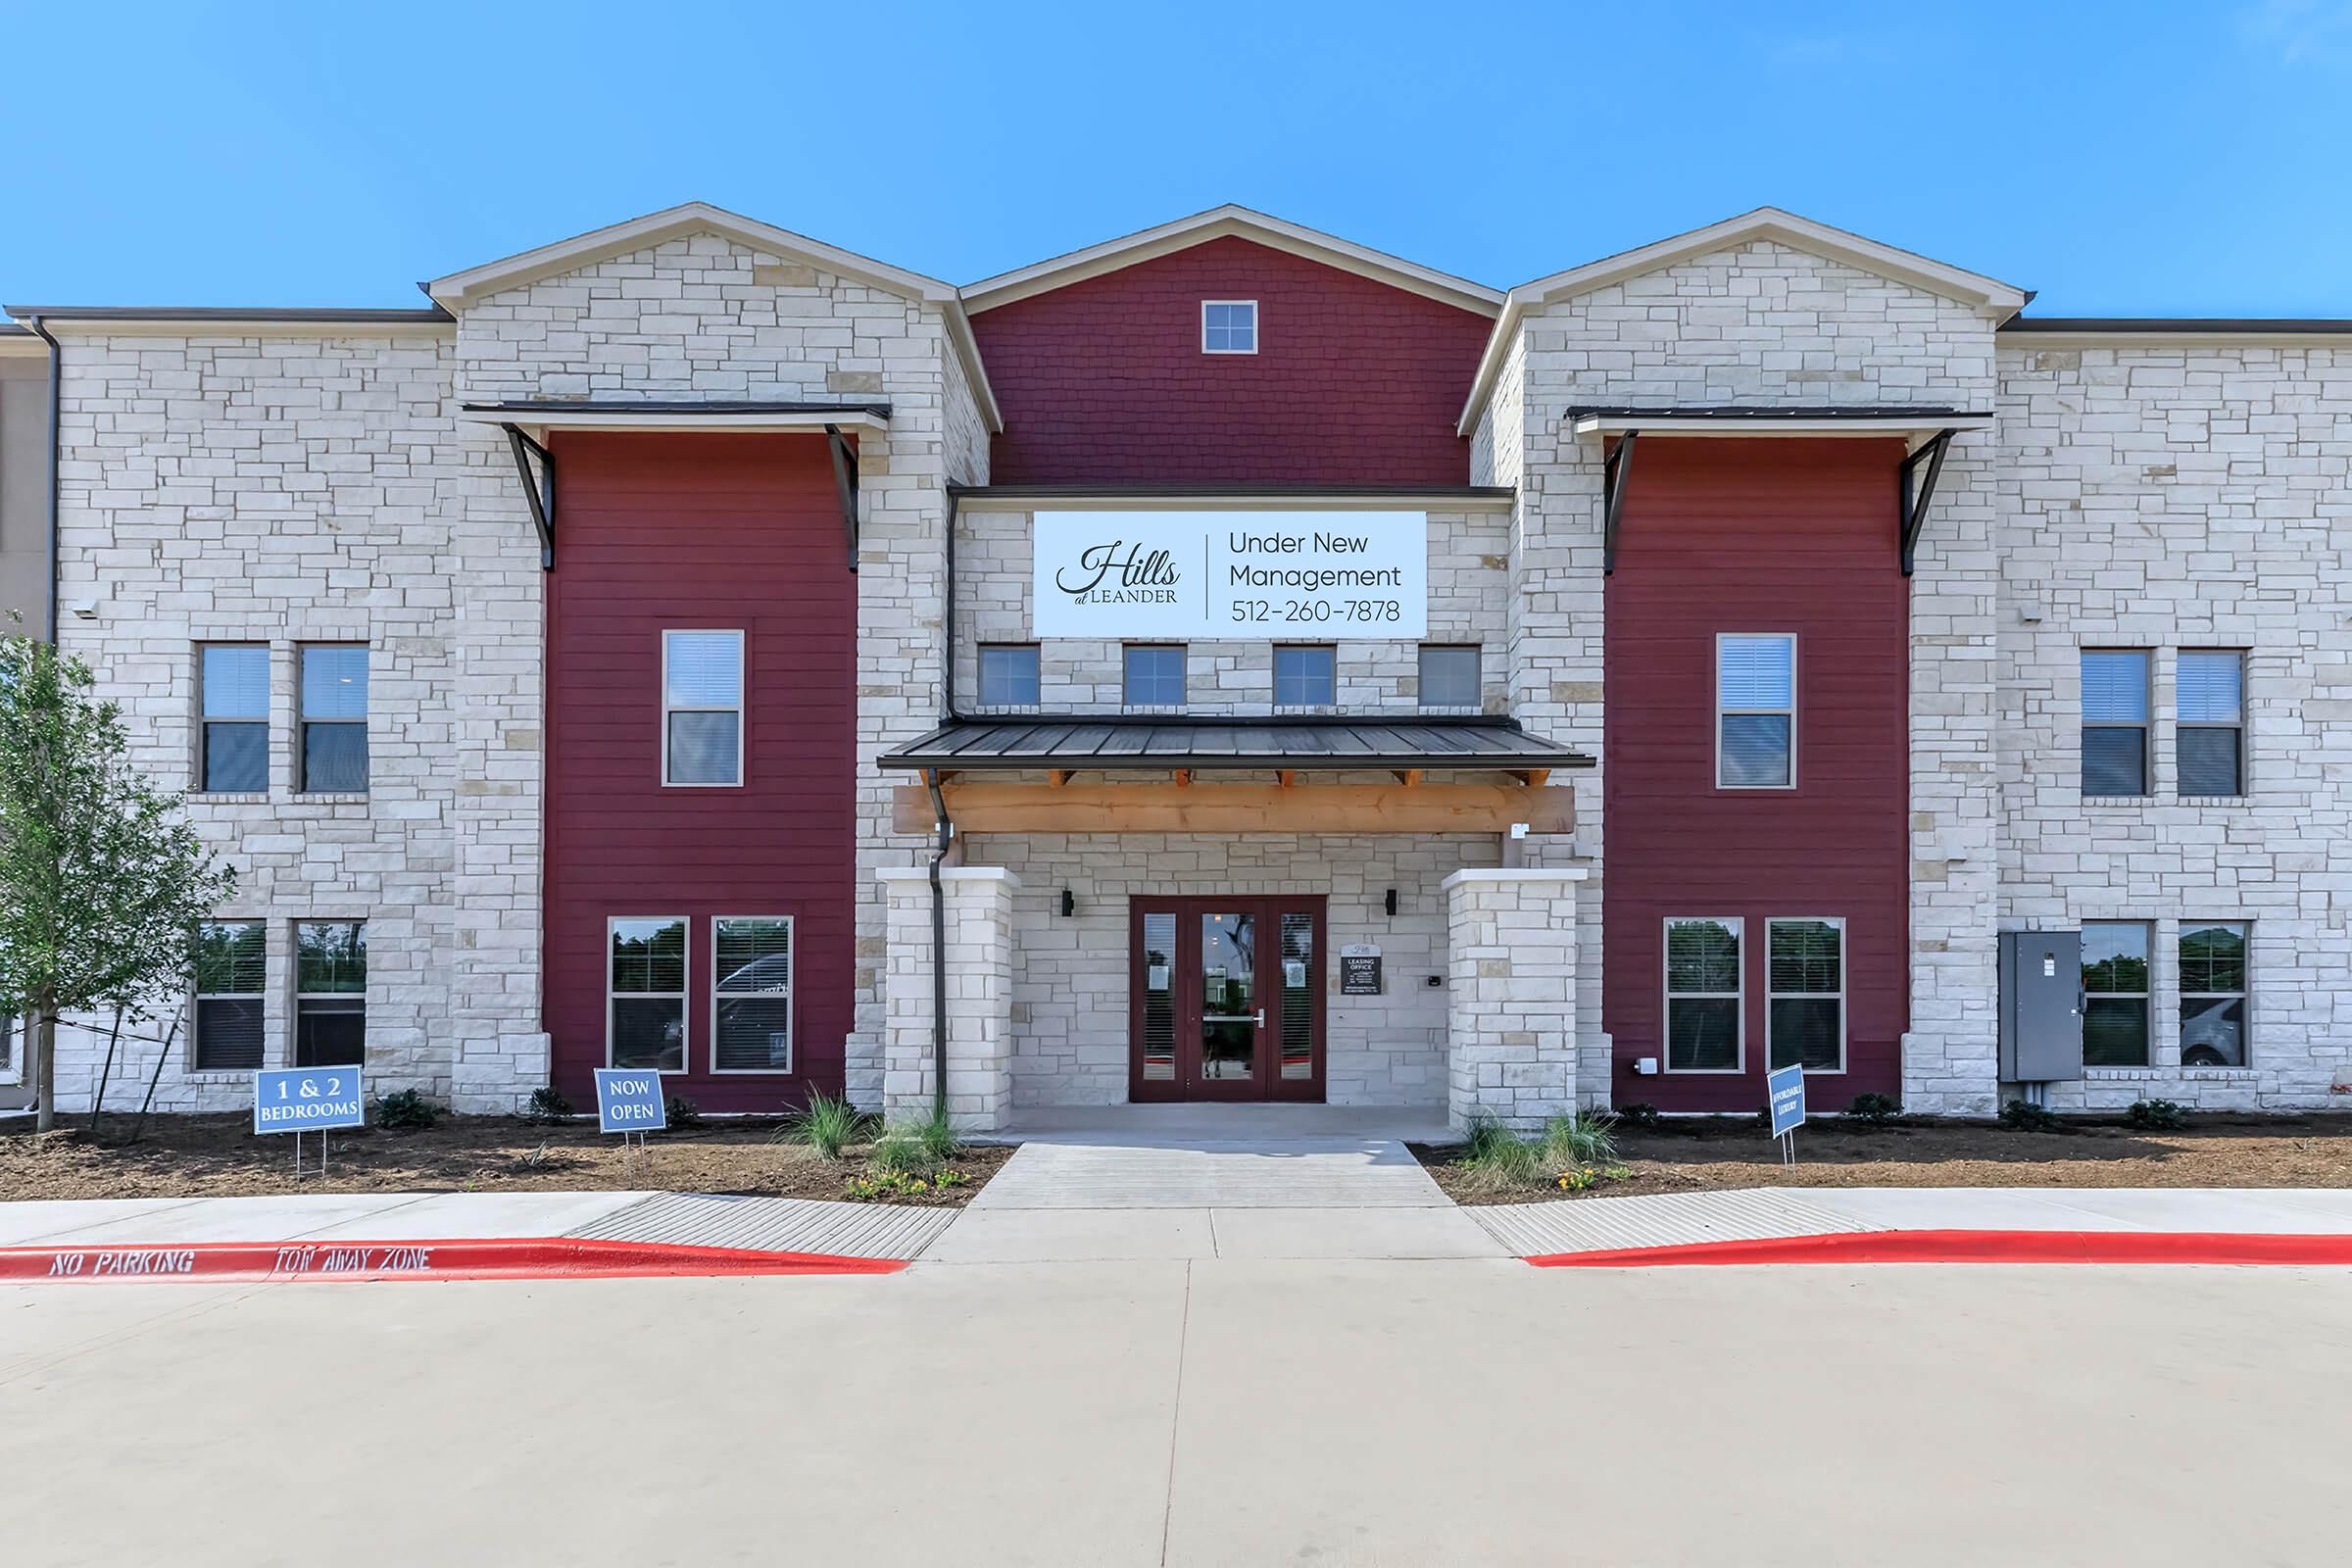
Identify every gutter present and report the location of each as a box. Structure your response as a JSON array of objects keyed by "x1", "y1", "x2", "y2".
[
  {"x1": 924, "y1": 771, "x2": 953, "y2": 1122},
  {"x1": 22, "y1": 316, "x2": 61, "y2": 640}
]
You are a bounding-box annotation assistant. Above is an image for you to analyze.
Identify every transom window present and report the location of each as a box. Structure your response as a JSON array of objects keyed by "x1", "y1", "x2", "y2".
[
  {"x1": 978, "y1": 644, "x2": 1041, "y2": 707},
  {"x1": 294, "y1": 919, "x2": 367, "y2": 1068},
  {"x1": 1201, "y1": 300, "x2": 1257, "y2": 354},
  {"x1": 610, "y1": 917, "x2": 687, "y2": 1072},
  {"x1": 1664, "y1": 917, "x2": 1742, "y2": 1072},
  {"x1": 298, "y1": 644, "x2": 368, "y2": 793},
  {"x1": 2081, "y1": 651, "x2": 2150, "y2": 797},
  {"x1": 1418, "y1": 644, "x2": 1481, "y2": 710},
  {"x1": 199, "y1": 644, "x2": 270, "y2": 793},
  {"x1": 2177, "y1": 651, "x2": 2245, "y2": 797},
  {"x1": 663, "y1": 630, "x2": 744, "y2": 786},
  {"x1": 713, "y1": 916, "x2": 795, "y2": 1072},
  {"x1": 2081, "y1": 921, "x2": 2151, "y2": 1066},
  {"x1": 192, "y1": 920, "x2": 266, "y2": 1071},
  {"x1": 1767, "y1": 918, "x2": 1844, "y2": 1072},
  {"x1": 1717, "y1": 634, "x2": 1795, "y2": 789},
  {"x1": 1123, "y1": 644, "x2": 1186, "y2": 708},
  {"x1": 2180, "y1": 921, "x2": 2248, "y2": 1067},
  {"x1": 1272, "y1": 645, "x2": 1337, "y2": 707}
]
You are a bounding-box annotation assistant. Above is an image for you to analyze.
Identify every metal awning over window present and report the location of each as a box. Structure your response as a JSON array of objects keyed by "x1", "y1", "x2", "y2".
[{"x1": 880, "y1": 715, "x2": 1592, "y2": 774}]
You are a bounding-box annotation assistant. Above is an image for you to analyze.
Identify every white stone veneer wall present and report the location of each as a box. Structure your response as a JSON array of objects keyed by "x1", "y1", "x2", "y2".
[
  {"x1": 45, "y1": 323, "x2": 551, "y2": 1113},
  {"x1": 880, "y1": 867, "x2": 1017, "y2": 1130},
  {"x1": 968, "y1": 826, "x2": 1502, "y2": 1108},
  {"x1": 1992, "y1": 340, "x2": 2352, "y2": 1110},
  {"x1": 1445, "y1": 868, "x2": 1586, "y2": 1131}
]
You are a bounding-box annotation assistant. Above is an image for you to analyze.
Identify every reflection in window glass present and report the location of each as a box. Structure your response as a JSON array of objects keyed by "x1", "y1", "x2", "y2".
[
  {"x1": 2179, "y1": 922, "x2": 2248, "y2": 1067},
  {"x1": 611, "y1": 917, "x2": 687, "y2": 1070},
  {"x1": 1665, "y1": 917, "x2": 1741, "y2": 1070},
  {"x1": 2082, "y1": 920, "x2": 2150, "y2": 1066}
]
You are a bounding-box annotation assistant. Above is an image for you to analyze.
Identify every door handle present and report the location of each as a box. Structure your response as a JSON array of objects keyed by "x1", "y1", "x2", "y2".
[{"x1": 1254, "y1": 1008, "x2": 1266, "y2": 1027}]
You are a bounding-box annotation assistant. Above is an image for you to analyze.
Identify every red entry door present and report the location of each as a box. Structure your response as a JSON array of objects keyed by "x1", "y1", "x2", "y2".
[{"x1": 1130, "y1": 897, "x2": 1325, "y2": 1102}]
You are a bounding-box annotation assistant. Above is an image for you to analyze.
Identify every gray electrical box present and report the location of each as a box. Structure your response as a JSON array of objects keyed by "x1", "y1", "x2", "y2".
[{"x1": 1999, "y1": 929, "x2": 2084, "y2": 1083}]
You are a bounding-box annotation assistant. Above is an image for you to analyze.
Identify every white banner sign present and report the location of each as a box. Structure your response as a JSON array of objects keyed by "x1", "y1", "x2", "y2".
[{"x1": 1031, "y1": 511, "x2": 1428, "y2": 639}]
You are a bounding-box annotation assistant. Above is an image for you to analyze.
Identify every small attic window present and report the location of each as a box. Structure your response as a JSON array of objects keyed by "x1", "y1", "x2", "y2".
[{"x1": 1202, "y1": 301, "x2": 1257, "y2": 355}]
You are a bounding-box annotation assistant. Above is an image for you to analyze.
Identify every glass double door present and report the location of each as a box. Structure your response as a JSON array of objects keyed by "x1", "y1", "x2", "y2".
[{"x1": 1130, "y1": 897, "x2": 1324, "y2": 1102}]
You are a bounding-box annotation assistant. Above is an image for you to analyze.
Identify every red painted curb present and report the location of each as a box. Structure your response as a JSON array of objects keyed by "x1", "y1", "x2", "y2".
[
  {"x1": 1525, "y1": 1229, "x2": 2352, "y2": 1268},
  {"x1": 0, "y1": 1236, "x2": 907, "y2": 1284}
]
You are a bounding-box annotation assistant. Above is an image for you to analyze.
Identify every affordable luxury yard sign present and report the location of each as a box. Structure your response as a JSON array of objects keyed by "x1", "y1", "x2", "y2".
[{"x1": 1031, "y1": 511, "x2": 1428, "y2": 639}]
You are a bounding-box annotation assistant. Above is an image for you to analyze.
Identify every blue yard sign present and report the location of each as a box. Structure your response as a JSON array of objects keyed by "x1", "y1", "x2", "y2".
[
  {"x1": 1767, "y1": 1063, "x2": 1807, "y2": 1140},
  {"x1": 253, "y1": 1068, "x2": 367, "y2": 1134},
  {"x1": 594, "y1": 1068, "x2": 667, "y2": 1135}
]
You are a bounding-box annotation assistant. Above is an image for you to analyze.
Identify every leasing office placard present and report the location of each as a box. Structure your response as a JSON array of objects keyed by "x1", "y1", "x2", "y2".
[{"x1": 1031, "y1": 511, "x2": 1428, "y2": 639}]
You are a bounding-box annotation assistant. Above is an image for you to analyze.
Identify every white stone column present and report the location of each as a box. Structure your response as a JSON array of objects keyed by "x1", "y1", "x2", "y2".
[
  {"x1": 878, "y1": 866, "x2": 1018, "y2": 1131},
  {"x1": 1443, "y1": 868, "x2": 1587, "y2": 1132}
]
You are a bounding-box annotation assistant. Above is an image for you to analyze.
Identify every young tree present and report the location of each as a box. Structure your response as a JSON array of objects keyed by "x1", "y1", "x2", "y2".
[{"x1": 0, "y1": 629, "x2": 234, "y2": 1132}]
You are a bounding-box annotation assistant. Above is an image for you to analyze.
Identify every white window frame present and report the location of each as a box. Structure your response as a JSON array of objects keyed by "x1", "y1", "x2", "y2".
[
  {"x1": 296, "y1": 642, "x2": 369, "y2": 796},
  {"x1": 1662, "y1": 915, "x2": 1745, "y2": 1074},
  {"x1": 711, "y1": 915, "x2": 796, "y2": 1075},
  {"x1": 1715, "y1": 632, "x2": 1797, "y2": 791},
  {"x1": 1765, "y1": 916, "x2": 1846, "y2": 1075},
  {"x1": 196, "y1": 641, "x2": 271, "y2": 795},
  {"x1": 2081, "y1": 648, "x2": 2152, "y2": 799},
  {"x1": 607, "y1": 915, "x2": 690, "y2": 1074},
  {"x1": 1201, "y1": 299, "x2": 1258, "y2": 355},
  {"x1": 2178, "y1": 917, "x2": 2251, "y2": 1068},
  {"x1": 661, "y1": 629, "x2": 746, "y2": 788}
]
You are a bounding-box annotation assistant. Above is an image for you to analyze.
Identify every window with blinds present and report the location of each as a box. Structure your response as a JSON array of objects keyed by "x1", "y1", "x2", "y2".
[
  {"x1": 663, "y1": 630, "x2": 745, "y2": 786},
  {"x1": 2178, "y1": 651, "x2": 2245, "y2": 797},
  {"x1": 298, "y1": 645, "x2": 368, "y2": 793},
  {"x1": 1767, "y1": 918, "x2": 1843, "y2": 1072},
  {"x1": 294, "y1": 920, "x2": 367, "y2": 1067},
  {"x1": 2082, "y1": 921, "x2": 2150, "y2": 1066},
  {"x1": 713, "y1": 917, "x2": 794, "y2": 1072},
  {"x1": 2081, "y1": 651, "x2": 2150, "y2": 796},
  {"x1": 1139, "y1": 913, "x2": 1176, "y2": 1082},
  {"x1": 2180, "y1": 921, "x2": 2248, "y2": 1066},
  {"x1": 199, "y1": 644, "x2": 270, "y2": 793},
  {"x1": 610, "y1": 916, "x2": 688, "y2": 1071},
  {"x1": 1716, "y1": 634, "x2": 1794, "y2": 788},
  {"x1": 193, "y1": 920, "x2": 267, "y2": 1070},
  {"x1": 1665, "y1": 917, "x2": 1741, "y2": 1071},
  {"x1": 1279, "y1": 912, "x2": 1315, "y2": 1080},
  {"x1": 1418, "y1": 644, "x2": 1481, "y2": 710}
]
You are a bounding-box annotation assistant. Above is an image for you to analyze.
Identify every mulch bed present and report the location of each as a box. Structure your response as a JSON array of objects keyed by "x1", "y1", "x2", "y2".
[
  {"x1": 1413, "y1": 1114, "x2": 2352, "y2": 1205},
  {"x1": 0, "y1": 1113, "x2": 1012, "y2": 1207}
]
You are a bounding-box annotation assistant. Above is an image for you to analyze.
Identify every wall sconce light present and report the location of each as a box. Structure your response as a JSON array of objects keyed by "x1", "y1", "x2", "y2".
[
  {"x1": 1384, "y1": 888, "x2": 1398, "y2": 917},
  {"x1": 1059, "y1": 889, "x2": 1076, "y2": 918}
]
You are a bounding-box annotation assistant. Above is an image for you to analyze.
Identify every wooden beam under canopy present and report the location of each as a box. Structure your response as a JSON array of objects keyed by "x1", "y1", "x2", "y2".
[{"x1": 891, "y1": 779, "x2": 1575, "y2": 836}]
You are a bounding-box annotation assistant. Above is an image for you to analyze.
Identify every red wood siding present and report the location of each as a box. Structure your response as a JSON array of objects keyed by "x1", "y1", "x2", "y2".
[
  {"x1": 1602, "y1": 439, "x2": 1910, "y2": 1112},
  {"x1": 543, "y1": 433, "x2": 855, "y2": 1111},
  {"x1": 971, "y1": 236, "x2": 1492, "y2": 486}
]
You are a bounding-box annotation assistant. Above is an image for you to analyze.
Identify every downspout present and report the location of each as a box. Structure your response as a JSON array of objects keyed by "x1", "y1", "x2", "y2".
[
  {"x1": 24, "y1": 316, "x2": 62, "y2": 642},
  {"x1": 925, "y1": 489, "x2": 963, "y2": 1121}
]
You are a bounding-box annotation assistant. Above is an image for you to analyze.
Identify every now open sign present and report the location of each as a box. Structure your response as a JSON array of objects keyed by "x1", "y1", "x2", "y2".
[{"x1": 594, "y1": 1069, "x2": 666, "y2": 1134}]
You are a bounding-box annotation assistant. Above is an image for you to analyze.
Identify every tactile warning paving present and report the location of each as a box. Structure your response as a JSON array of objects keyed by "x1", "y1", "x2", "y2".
[
  {"x1": 565, "y1": 1193, "x2": 956, "y2": 1261},
  {"x1": 1470, "y1": 1188, "x2": 1885, "y2": 1257}
]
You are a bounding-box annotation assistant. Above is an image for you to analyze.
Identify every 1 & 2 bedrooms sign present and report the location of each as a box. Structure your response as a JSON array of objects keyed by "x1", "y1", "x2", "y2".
[{"x1": 1032, "y1": 511, "x2": 1429, "y2": 639}]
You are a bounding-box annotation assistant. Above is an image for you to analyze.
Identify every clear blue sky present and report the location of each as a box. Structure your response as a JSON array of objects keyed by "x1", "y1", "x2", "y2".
[{"x1": 6, "y1": 1, "x2": 2350, "y2": 318}]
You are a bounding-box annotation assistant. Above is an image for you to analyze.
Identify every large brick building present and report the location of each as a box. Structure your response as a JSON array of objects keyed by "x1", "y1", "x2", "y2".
[{"x1": 4, "y1": 202, "x2": 2346, "y2": 1124}]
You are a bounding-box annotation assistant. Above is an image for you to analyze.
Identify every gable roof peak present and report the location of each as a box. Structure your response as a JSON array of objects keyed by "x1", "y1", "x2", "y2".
[
  {"x1": 962, "y1": 203, "x2": 1503, "y2": 316},
  {"x1": 424, "y1": 201, "x2": 961, "y2": 310}
]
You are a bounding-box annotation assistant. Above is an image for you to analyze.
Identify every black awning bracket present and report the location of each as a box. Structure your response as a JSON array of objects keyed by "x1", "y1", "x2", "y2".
[
  {"x1": 1601, "y1": 430, "x2": 1639, "y2": 576},
  {"x1": 501, "y1": 424, "x2": 556, "y2": 570},
  {"x1": 1898, "y1": 428, "x2": 1957, "y2": 576},
  {"x1": 825, "y1": 422, "x2": 859, "y2": 573}
]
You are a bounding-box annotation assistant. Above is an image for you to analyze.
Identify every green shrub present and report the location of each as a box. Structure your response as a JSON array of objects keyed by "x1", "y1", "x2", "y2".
[
  {"x1": 1614, "y1": 1102, "x2": 1661, "y2": 1131},
  {"x1": 522, "y1": 1086, "x2": 573, "y2": 1124},
  {"x1": 1542, "y1": 1108, "x2": 1620, "y2": 1168},
  {"x1": 785, "y1": 1093, "x2": 861, "y2": 1160},
  {"x1": 2126, "y1": 1098, "x2": 2189, "y2": 1130},
  {"x1": 1844, "y1": 1093, "x2": 1901, "y2": 1126},
  {"x1": 1998, "y1": 1098, "x2": 2060, "y2": 1132},
  {"x1": 868, "y1": 1125, "x2": 934, "y2": 1177},
  {"x1": 373, "y1": 1089, "x2": 440, "y2": 1131},
  {"x1": 910, "y1": 1104, "x2": 961, "y2": 1164},
  {"x1": 663, "y1": 1094, "x2": 702, "y2": 1129}
]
